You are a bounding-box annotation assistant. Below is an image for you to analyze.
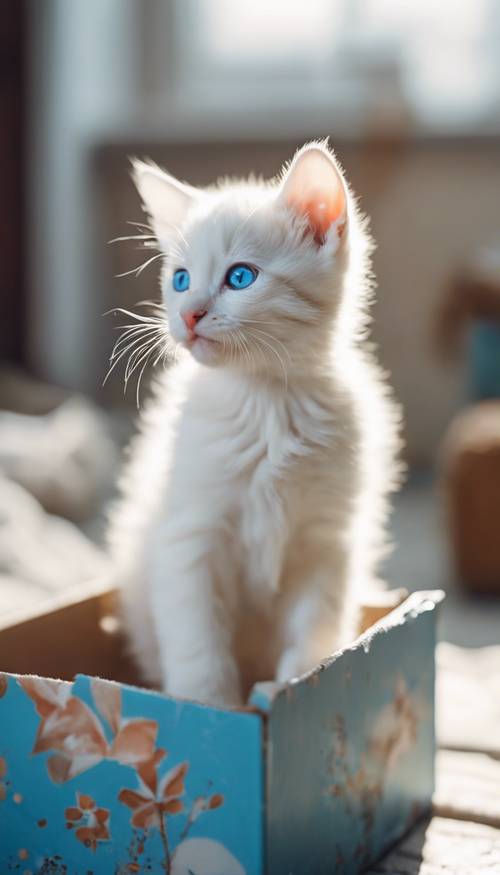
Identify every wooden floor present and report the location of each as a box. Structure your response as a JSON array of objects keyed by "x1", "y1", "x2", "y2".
[{"x1": 369, "y1": 642, "x2": 500, "y2": 874}]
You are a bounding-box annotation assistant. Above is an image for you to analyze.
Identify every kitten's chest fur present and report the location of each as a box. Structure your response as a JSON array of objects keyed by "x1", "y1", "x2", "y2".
[{"x1": 183, "y1": 368, "x2": 347, "y2": 596}]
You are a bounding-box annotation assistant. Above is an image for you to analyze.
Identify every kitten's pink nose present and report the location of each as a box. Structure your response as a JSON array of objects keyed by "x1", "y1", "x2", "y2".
[{"x1": 182, "y1": 309, "x2": 207, "y2": 332}]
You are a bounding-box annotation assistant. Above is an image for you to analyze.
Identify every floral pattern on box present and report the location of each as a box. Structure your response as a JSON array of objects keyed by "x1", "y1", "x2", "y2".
[{"x1": 0, "y1": 672, "x2": 261, "y2": 874}]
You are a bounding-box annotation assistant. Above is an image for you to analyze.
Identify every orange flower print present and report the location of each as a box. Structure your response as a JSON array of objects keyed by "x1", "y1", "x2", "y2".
[
  {"x1": 65, "y1": 792, "x2": 110, "y2": 852},
  {"x1": 195, "y1": 792, "x2": 224, "y2": 814},
  {"x1": 119, "y1": 761, "x2": 188, "y2": 829},
  {"x1": 19, "y1": 677, "x2": 107, "y2": 781},
  {"x1": 179, "y1": 792, "x2": 224, "y2": 840},
  {"x1": 19, "y1": 676, "x2": 159, "y2": 783}
]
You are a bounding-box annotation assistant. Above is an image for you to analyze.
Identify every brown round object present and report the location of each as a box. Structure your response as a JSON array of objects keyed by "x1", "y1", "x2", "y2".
[{"x1": 440, "y1": 401, "x2": 500, "y2": 594}]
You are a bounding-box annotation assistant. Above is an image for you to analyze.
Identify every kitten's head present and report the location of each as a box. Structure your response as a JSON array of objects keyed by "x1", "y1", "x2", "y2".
[{"x1": 132, "y1": 142, "x2": 368, "y2": 378}]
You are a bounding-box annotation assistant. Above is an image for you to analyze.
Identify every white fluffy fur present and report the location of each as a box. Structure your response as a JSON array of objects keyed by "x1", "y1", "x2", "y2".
[{"x1": 108, "y1": 141, "x2": 401, "y2": 707}]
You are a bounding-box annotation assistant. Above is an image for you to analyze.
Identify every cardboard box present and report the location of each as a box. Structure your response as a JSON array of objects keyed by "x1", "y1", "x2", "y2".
[{"x1": 0, "y1": 586, "x2": 442, "y2": 874}]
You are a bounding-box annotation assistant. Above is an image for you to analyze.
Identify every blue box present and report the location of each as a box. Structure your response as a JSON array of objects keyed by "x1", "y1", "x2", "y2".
[{"x1": 0, "y1": 590, "x2": 442, "y2": 874}]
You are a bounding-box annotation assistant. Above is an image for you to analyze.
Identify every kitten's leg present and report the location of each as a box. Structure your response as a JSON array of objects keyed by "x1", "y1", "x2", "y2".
[
  {"x1": 276, "y1": 556, "x2": 357, "y2": 682},
  {"x1": 149, "y1": 532, "x2": 241, "y2": 707}
]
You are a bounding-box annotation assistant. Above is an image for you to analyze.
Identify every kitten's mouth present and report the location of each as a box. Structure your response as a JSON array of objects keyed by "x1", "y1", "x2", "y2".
[
  {"x1": 185, "y1": 332, "x2": 219, "y2": 349},
  {"x1": 183, "y1": 333, "x2": 222, "y2": 362}
]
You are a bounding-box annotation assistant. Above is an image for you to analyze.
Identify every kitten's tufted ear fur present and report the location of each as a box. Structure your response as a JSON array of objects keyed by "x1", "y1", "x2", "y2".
[
  {"x1": 278, "y1": 143, "x2": 347, "y2": 245},
  {"x1": 132, "y1": 160, "x2": 197, "y2": 245}
]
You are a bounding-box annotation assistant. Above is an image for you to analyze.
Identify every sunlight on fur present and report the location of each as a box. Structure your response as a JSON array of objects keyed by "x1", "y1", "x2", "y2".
[{"x1": 107, "y1": 141, "x2": 402, "y2": 707}]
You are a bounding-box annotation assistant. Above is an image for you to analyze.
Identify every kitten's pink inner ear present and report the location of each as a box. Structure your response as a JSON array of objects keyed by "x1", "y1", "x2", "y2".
[{"x1": 281, "y1": 149, "x2": 347, "y2": 244}]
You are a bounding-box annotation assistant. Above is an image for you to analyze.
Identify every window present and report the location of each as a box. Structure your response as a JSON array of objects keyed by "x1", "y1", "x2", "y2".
[{"x1": 169, "y1": 0, "x2": 500, "y2": 131}]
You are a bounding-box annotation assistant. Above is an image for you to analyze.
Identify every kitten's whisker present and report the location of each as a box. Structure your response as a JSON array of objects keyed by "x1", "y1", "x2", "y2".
[
  {"x1": 247, "y1": 327, "x2": 292, "y2": 366},
  {"x1": 228, "y1": 318, "x2": 289, "y2": 377},
  {"x1": 112, "y1": 321, "x2": 160, "y2": 333},
  {"x1": 111, "y1": 334, "x2": 156, "y2": 376},
  {"x1": 108, "y1": 233, "x2": 157, "y2": 244},
  {"x1": 130, "y1": 252, "x2": 165, "y2": 276},
  {"x1": 104, "y1": 335, "x2": 149, "y2": 385},
  {"x1": 107, "y1": 307, "x2": 165, "y2": 325},
  {"x1": 247, "y1": 329, "x2": 288, "y2": 388},
  {"x1": 235, "y1": 328, "x2": 252, "y2": 373},
  {"x1": 125, "y1": 333, "x2": 164, "y2": 383},
  {"x1": 110, "y1": 310, "x2": 174, "y2": 395},
  {"x1": 152, "y1": 340, "x2": 170, "y2": 369},
  {"x1": 134, "y1": 299, "x2": 166, "y2": 311},
  {"x1": 245, "y1": 333, "x2": 271, "y2": 387},
  {"x1": 115, "y1": 253, "x2": 164, "y2": 279},
  {"x1": 133, "y1": 244, "x2": 161, "y2": 253},
  {"x1": 238, "y1": 321, "x2": 293, "y2": 363},
  {"x1": 111, "y1": 321, "x2": 161, "y2": 340},
  {"x1": 238, "y1": 318, "x2": 283, "y2": 327},
  {"x1": 135, "y1": 353, "x2": 154, "y2": 408},
  {"x1": 244, "y1": 332, "x2": 256, "y2": 377},
  {"x1": 124, "y1": 341, "x2": 155, "y2": 384},
  {"x1": 242, "y1": 335, "x2": 253, "y2": 374},
  {"x1": 109, "y1": 328, "x2": 156, "y2": 365},
  {"x1": 126, "y1": 220, "x2": 156, "y2": 234},
  {"x1": 232, "y1": 330, "x2": 243, "y2": 363},
  {"x1": 246, "y1": 336, "x2": 263, "y2": 384},
  {"x1": 105, "y1": 318, "x2": 165, "y2": 384},
  {"x1": 111, "y1": 326, "x2": 160, "y2": 360},
  {"x1": 114, "y1": 313, "x2": 165, "y2": 329},
  {"x1": 133, "y1": 336, "x2": 167, "y2": 407}
]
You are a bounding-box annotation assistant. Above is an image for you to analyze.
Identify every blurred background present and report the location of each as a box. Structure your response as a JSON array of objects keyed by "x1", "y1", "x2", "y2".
[{"x1": 1, "y1": 0, "x2": 500, "y2": 644}]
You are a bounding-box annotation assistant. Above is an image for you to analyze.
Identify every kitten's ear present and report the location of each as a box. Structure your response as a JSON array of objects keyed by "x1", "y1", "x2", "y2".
[
  {"x1": 131, "y1": 160, "x2": 197, "y2": 243},
  {"x1": 278, "y1": 144, "x2": 347, "y2": 244}
]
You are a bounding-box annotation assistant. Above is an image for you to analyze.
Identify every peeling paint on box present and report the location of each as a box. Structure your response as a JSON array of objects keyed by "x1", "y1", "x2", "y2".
[
  {"x1": 265, "y1": 592, "x2": 441, "y2": 874},
  {"x1": 0, "y1": 591, "x2": 442, "y2": 875}
]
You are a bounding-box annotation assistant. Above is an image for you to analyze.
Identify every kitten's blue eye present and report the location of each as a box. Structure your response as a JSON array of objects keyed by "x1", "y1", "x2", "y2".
[
  {"x1": 173, "y1": 269, "x2": 190, "y2": 292},
  {"x1": 225, "y1": 264, "x2": 258, "y2": 290}
]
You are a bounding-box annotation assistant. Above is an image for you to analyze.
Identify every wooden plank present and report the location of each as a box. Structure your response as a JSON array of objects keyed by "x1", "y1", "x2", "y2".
[
  {"x1": 434, "y1": 750, "x2": 500, "y2": 829},
  {"x1": 368, "y1": 816, "x2": 500, "y2": 874},
  {"x1": 437, "y1": 643, "x2": 500, "y2": 755}
]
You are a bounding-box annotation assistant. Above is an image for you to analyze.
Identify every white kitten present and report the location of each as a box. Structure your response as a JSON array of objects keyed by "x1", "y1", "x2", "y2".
[{"x1": 108, "y1": 141, "x2": 401, "y2": 707}]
